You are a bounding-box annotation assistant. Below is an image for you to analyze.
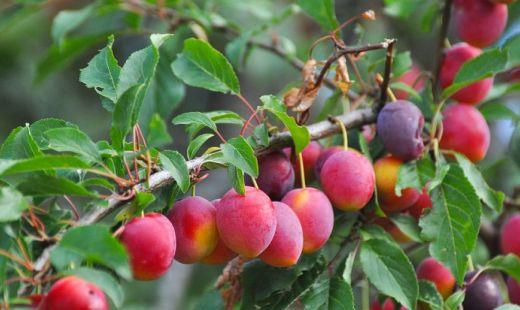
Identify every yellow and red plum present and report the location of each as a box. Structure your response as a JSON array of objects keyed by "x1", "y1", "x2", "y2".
[
  {"x1": 260, "y1": 202, "x2": 303, "y2": 267},
  {"x1": 282, "y1": 187, "x2": 334, "y2": 253},
  {"x1": 374, "y1": 156, "x2": 420, "y2": 212},
  {"x1": 417, "y1": 257, "x2": 455, "y2": 299},
  {"x1": 320, "y1": 149, "x2": 375, "y2": 211},
  {"x1": 216, "y1": 186, "x2": 276, "y2": 258},
  {"x1": 407, "y1": 188, "x2": 432, "y2": 219},
  {"x1": 376, "y1": 100, "x2": 425, "y2": 161},
  {"x1": 119, "y1": 213, "x2": 176, "y2": 281},
  {"x1": 440, "y1": 43, "x2": 493, "y2": 104},
  {"x1": 439, "y1": 104, "x2": 490, "y2": 162},
  {"x1": 39, "y1": 276, "x2": 108, "y2": 310},
  {"x1": 167, "y1": 196, "x2": 218, "y2": 264}
]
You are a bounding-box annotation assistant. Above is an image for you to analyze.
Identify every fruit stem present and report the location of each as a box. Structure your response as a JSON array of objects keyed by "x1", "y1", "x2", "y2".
[
  {"x1": 251, "y1": 177, "x2": 259, "y2": 190},
  {"x1": 298, "y1": 152, "x2": 306, "y2": 189},
  {"x1": 237, "y1": 93, "x2": 261, "y2": 124},
  {"x1": 335, "y1": 118, "x2": 349, "y2": 150},
  {"x1": 362, "y1": 278, "x2": 370, "y2": 310},
  {"x1": 192, "y1": 184, "x2": 197, "y2": 196}
]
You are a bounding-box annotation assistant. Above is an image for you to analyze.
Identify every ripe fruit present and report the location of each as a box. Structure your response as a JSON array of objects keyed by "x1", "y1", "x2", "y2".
[
  {"x1": 282, "y1": 187, "x2": 334, "y2": 253},
  {"x1": 500, "y1": 214, "x2": 520, "y2": 256},
  {"x1": 454, "y1": 0, "x2": 508, "y2": 48},
  {"x1": 260, "y1": 202, "x2": 303, "y2": 267},
  {"x1": 490, "y1": 0, "x2": 516, "y2": 3},
  {"x1": 416, "y1": 257, "x2": 456, "y2": 299},
  {"x1": 407, "y1": 188, "x2": 432, "y2": 219},
  {"x1": 376, "y1": 100, "x2": 425, "y2": 161},
  {"x1": 284, "y1": 141, "x2": 322, "y2": 185},
  {"x1": 252, "y1": 151, "x2": 295, "y2": 200},
  {"x1": 216, "y1": 186, "x2": 276, "y2": 258},
  {"x1": 167, "y1": 196, "x2": 218, "y2": 264},
  {"x1": 201, "y1": 237, "x2": 237, "y2": 264},
  {"x1": 371, "y1": 298, "x2": 396, "y2": 310},
  {"x1": 120, "y1": 213, "x2": 176, "y2": 280},
  {"x1": 314, "y1": 146, "x2": 342, "y2": 180},
  {"x1": 374, "y1": 156, "x2": 420, "y2": 212},
  {"x1": 507, "y1": 277, "x2": 520, "y2": 304},
  {"x1": 439, "y1": 104, "x2": 490, "y2": 162},
  {"x1": 463, "y1": 271, "x2": 504, "y2": 310},
  {"x1": 394, "y1": 64, "x2": 425, "y2": 100},
  {"x1": 320, "y1": 149, "x2": 375, "y2": 211},
  {"x1": 39, "y1": 276, "x2": 108, "y2": 310},
  {"x1": 439, "y1": 43, "x2": 493, "y2": 104}
]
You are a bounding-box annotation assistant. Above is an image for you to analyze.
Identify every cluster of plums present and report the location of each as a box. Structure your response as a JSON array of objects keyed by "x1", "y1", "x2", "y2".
[{"x1": 372, "y1": 213, "x2": 520, "y2": 310}]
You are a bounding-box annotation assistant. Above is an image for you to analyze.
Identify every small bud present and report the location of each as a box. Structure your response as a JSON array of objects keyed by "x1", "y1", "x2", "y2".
[{"x1": 361, "y1": 10, "x2": 376, "y2": 21}]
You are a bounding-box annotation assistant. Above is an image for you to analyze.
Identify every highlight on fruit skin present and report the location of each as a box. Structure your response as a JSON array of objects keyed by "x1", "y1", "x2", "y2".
[
  {"x1": 260, "y1": 201, "x2": 303, "y2": 267},
  {"x1": 453, "y1": 0, "x2": 508, "y2": 48},
  {"x1": 439, "y1": 42, "x2": 493, "y2": 104},
  {"x1": 376, "y1": 100, "x2": 425, "y2": 161},
  {"x1": 216, "y1": 186, "x2": 276, "y2": 258},
  {"x1": 167, "y1": 196, "x2": 219, "y2": 264},
  {"x1": 282, "y1": 187, "x2": 334, "y2": 253},
  {"x1": 119, "y1": 212, "x2": 176, "y2": 281},
  {"x1": 439, "y1": 104, "x2": 490, "y2": 162},
  {"x1": 416, "y1": 257, "x2": 456, "y2": 299},
  {"x1": 374, "y1": 156, "x2": 420, "y2": 212},
  {"x1": 39, "y1": 276, "x2": 109, "y2": 310},
  {"x1": 320, "y1": 149, "x2": 375, "y2": 211}
]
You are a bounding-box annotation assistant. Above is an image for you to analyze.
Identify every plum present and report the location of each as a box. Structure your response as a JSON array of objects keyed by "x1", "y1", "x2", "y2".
[
  {"x1": 314, "y1": 146, "x2": 343, "y2": 181},
  {"x1": 394, "y1": 64, "x2": 425, "y2": 100},
  {"x1": 284, "y1": 141, "x2": 322, "y2": 185},
  {"x1": 463, "y1": 271, "x2": 504, "y2": 310},
  {"x1": 39, "y1": 276, "x2": 108, "y2": 310},
  {"x1": 454, "y1": 0, "x2": 508, "y2": 48},
  {"x1": 376, "y1": 100, "x2": 425, "y2": 161},
  {"x1": 407, "y1": 188, "x2": 432, "y2": 219},
  {"x1": 439, "y1": 43, "x2": 493, "y2": 104},
  {"x1": 500, "y1": 214, "x2": 520, "y2": 256},
  {"x1": 507, "y1": 276, "x2": 520, "y2": 304},
  {"x1": 250, "y1": 151, "x2": 295, "y2": 200},
  {"x1": 416, "y1": 257, "x2": 455, "y2": 299}
]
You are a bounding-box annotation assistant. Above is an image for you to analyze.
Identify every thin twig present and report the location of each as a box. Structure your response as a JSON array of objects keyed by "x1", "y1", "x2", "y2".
[
  {"x1": 376, "y1": 39, "x2": 396, "y2": 112},
  {"x1": 432, "y1": 0, "x2": 453, "y2": 102}
]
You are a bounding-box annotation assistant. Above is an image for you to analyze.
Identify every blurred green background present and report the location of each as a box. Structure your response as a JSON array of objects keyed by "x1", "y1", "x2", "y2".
[{"x1": 1, "y1": 0, "x2": 519, "y2": 308}]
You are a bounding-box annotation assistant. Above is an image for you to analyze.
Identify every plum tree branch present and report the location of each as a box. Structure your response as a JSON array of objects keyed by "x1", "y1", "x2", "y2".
[
  {"x1": 432, "y1": 0, "x2": 453, "y2": 102},
  {"x1": 27, "y1": 107, "x2": 377, "y2": 285}
]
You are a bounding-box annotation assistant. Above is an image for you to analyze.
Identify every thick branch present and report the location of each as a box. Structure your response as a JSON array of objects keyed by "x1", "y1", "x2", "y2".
[
  {"x1": 29, "y1": 108, "x2": 377, "y2": 276},
  {"x1": 376, "y1": 39, "x2": 396, "y2": 112}
]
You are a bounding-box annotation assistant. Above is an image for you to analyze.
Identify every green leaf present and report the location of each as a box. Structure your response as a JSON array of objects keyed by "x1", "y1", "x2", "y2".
[
  {"x1": 0, "y1": 187, "x2": 28, "y2": 223},
  {"x1": 117, "y1": 34, "x2": 173, "y2": 98},
  {"x1": 17, "y1": 175, "x2": 95, "y2": 197},
  {"x1": 253, "y1": 124, "x2": 269, "y2": 147},
  {"x1": 221, "y1": 136, "x2": 258, "y2": 177},
  {"x1": 51, "y1": 4, "x2": 95, "y2": 45},
  {"x1": 479, "y1": 104, "x2": 519, "y2": 122},
  {"x1": 260, "y1": 95, "x2": 310, "y2": 153},
  {"x1": 0, "y1": 126, "x2": 42, "y2": 159},
  {"x1": 188, "y1": 134, "x2": 214, "y2": 159},
  {"x1": 65, "y1": 267, "x2": 124, "y2": 308},
  {"x1": 390, "y1": 214, "x2": 423, "y2": 242},
  {"x1": 110, "y1": 84, "x2": 148, "y2": 151},
  {"x1": 454, "y1": 153, "x2": 504, "y2": 212},
  {"x1": 172, "y1": 112, "x2": 218, "y2": 133},
  {"x1": 29, "y1": 118, "x2": 77, "y2": 149},
  {"x1": 300, "y1": 277, "x2": 355, "y2": 310},
  {"x1": 360, "y1": 238, "x2": 418, "y2": 310},
  {"x1": 227, "y1": 165, "x2": 245, "y2": 195},
  {"x1": 297, "y1": 0, "x2": 339, "y2": 31},
  {"x1": 171, "y1": 38, "x2": 240, "y2": 94},
  {"x1": 418, "y1": 280, "x2": 443, "y2": 310},
  {"x1": 185, "y1": 110, "x2": 244, "y2": 139},
  {"x1": 485, "y1": 254, "x2": 520, "y2": 283},
  {"x1": 45, "y1": 128, "x2": 101, "y2": 164},
  {"x1": 442, "y1": 48, "x2": 509, "y2": 99},
  {"x1": 419, "y1": 164, "x2": 481, "y2": 283},
  {"x1": 50, "y1": 224, "x2": 131, "y2": 279},
  {"x1": 0, "y1": 155, "x2": 90, "y2": 178},
  {"x1": 147, "y1": 114, "x2": 172, "y2": 148},
  {"x1": 116, "y1": 192, "x2": 156, "y2": 221},
  {"x1": 383, "y1": 0, "x2": 422, "y2": 19},
  {"x1": 444, "y1": 290, "x2": 465, "y2": 310},
  {"x1": 159, "y1": 150, "x2": 190, "y2": 193},
  {"x1": 396, "y1": 157, "x2": 436, "y2": 196},
  {"x1": 79, "y1": 35, "x2": 121, "y2": 103},
  {"x1": 505, "y1": 35, "x2": 520, "y2": 68},
  {"x1": 393, "y1": 51, "x2": 413, "y2": 78}
]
